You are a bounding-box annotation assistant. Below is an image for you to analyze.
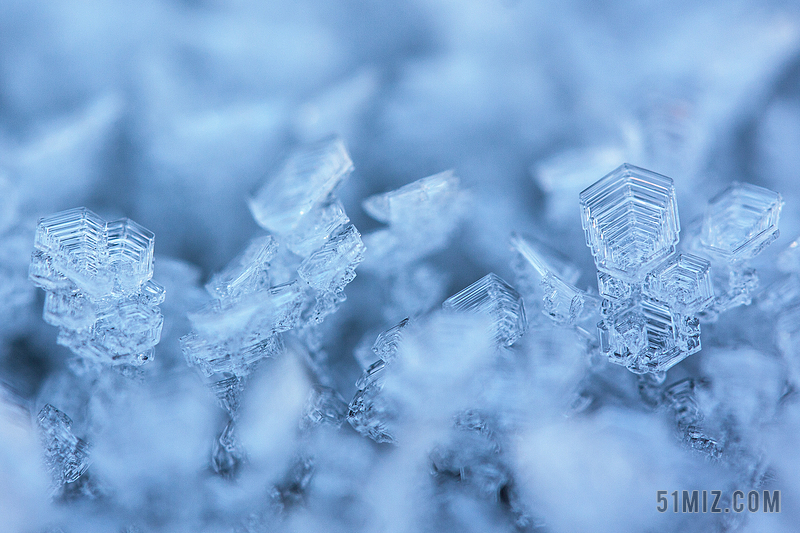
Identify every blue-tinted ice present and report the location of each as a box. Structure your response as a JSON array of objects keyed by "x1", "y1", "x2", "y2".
[{"x1": 29, "y1": 208, "x2": 164, "y2": 366}]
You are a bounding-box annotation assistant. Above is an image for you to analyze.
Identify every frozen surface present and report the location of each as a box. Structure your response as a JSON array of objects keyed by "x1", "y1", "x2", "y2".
[{"x1": 4, "y1": 2, "x2": 800, "y2": 533}]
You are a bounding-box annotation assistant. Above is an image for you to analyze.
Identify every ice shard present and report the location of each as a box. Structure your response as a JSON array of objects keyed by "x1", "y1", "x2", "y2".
[
  {"x1": 442, "y1": 273, "x2": 527, "y2": 347},
  {"x1": 37, "y1": 404, "x2": 90, "y2": 487},
  {"x1": 361, "y1": 170, "x2": 468, "y2": 271},
  {"x1": 510, "y1": 232, "x2": 596, "y2": 326},
  {"x1": 248, "y1": 136, "x2": 353, "y2": 234}
]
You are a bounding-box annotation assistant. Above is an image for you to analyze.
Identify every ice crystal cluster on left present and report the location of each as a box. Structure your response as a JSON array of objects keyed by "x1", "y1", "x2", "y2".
[{"x1": 29, "y1": 207, "x2": 164, "y2": 366}]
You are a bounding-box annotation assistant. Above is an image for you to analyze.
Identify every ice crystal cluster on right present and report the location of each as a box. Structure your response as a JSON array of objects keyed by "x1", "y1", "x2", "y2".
[{"x1": 576, "y1": 163, "x2": 782, "y2": 374}]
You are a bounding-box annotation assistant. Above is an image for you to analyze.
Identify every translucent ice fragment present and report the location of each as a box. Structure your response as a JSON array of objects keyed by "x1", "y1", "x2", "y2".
[
  {"x1": 509, "y1": 232, "x2": 581, "y2": 288},
  {"x1": 541, "y1": 273, "x2": 598, "y2": 326},
  {"x1": 37, "y1": 404, "x2": 90, "y2": 486},
  {"x1": 106, "y1": 218, "x2": 155, "y2": 294},
  {"x1": 663, "y1": 379, "x2": 722, "y2": 459},
  {"x1": 297, "y1": 224, "x2": 365, "y2": 293},
  {"x1": 211, "y1": 376, "x2": 244, "y2": 417},
  {"x1": 182, "y1": 331, "x2": 284, "y2": 377},
  {"x1": 33, "y1": 208, "x2": 111, "y2": 297},
  {"x1": 442, "y1": 273, "x2": 526, "y2": 346},
  {"x1": 248, "y1": 137, "x2": 353, "y2": 233},
  {"x1": 643, "y1": 253, "x2": 713, "y2": 314},
  {"x1": 205, "y1": 236, "x2": 277, "y2": 301},
  {"x1": 211, "y1": 420, "x2": 245, "y2": 479},
  {"x1": 596, "y1": 272, "x2": 635, "y2": 301},
  {"x1": 372, "y1": 317, "x2": 410, "y2": 362},
  {"x1": 698, "y1": 182, "x2": 782, "y2": 261},
  {"x1": 283, "y1": 199, "x2": 349, "y2": 257},
  {"x1": 361, "y1": 171, "x2": 467, "y2": 270},
  {"x1": 599, "y1": 297, "x2": 699, "y2": 374},
  {"x1": 189, "y1": 280, "x2": 304, "y2": 340},
  {"x1": 348, "y1": 378, "x2": 397, "y2": 444},
  {"x1": 42, "y1": 289, "x2": 97, "y2": 330},
  {"x1": 301, "y1": 386, "x2": 348, "y2": 429},
  {"x1": 580, "y1": 163, "x2": 680, "y2": 282},
  {"x1": 664, "y1": 378, "x2": 702, "y2": 430},
  {"x1": 362, "y1": 170, "x2": 461, "y2": 227}
]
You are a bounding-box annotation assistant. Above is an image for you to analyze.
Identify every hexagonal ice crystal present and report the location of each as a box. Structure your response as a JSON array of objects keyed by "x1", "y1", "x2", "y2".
[
  {"x1": 698, "y1": 182, "x2": 782, "y2": 261},
  {"x1": 580, "y1": 163, "x2": 680, "y2": 282},
  {"x1": 643, "y1": 253, "x2": 713, "y2": 314},
  {"x1": 599, "y1": 297, "x2": 699, "y2": 374},
  {"x1": 442, "y1": 273, "x2": 526, "y2": 347}
]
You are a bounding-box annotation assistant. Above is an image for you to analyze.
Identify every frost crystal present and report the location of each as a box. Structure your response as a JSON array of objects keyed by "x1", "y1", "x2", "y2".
[
  {"x1": 248, "y1": 136, "x2": 353, "y2": 234},
  {"x1": 580, "y1": 165, "x2": 700, "y2": 373},
  {"x1": 29, "y1": 208, "x2": 164, "y2": 366},
  {"x1": 297, "y1": 224, "x2": 365, "y2": 293},
  {"x1": 347, "y1": 319, "x2": 409, "y2": 444},
  {"x1": 643, "y1": 253, "x2": 713, "y2": 314},
  {"x1": 37, "y1": 404, "x2": 91, "y2": 487},
  {"x1": 686, "y1": 182, "x2": 783, "y2": 314},
  {"x1": 580, "y1": 163, "x2": 680, "y2": 283},
  {"x1": 361, "y1": 170, "x2": 467, "y2": 272},
  {"x1": 580, "y1": 163, "x2": 782, "y2": 374},
  {"x1": 697, "y1": 182, "x2": 782, "y2": 261},
  {"x1": 442, "y1": 273, "x2": 527, "y2": 347},
  {"x1": 510, "y1": 232, "x2": 596, "y2": 326}
]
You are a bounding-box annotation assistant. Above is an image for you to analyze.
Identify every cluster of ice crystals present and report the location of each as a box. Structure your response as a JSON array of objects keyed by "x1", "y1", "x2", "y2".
[
  {"x1": 582, "y1": 164, "x2": 783, "y2": 374},
  {"x1": 663, "y1": 379, "x2": 722, "y2": 459},
  {"x1": 183, "y1": 137, "x2": 364, "y2": 380},
  {"x1": 580, "y1": 165, "x2": 700, "y2": 373},
  {"x1": 37, "y1": 404, "x2": 91, "y2": 488},
  {"x1": 181, "y1": 137, "x2": 364, "y2": 476},
  {"x1": 442, "y1": 273, "x2": 527, "y2": 347},
  {"x1": 347, "y1": 318, "x2": 410, "y2": 443},
  {"x1": 29, "y1": 208, "x2": 164, "y2": 366}
]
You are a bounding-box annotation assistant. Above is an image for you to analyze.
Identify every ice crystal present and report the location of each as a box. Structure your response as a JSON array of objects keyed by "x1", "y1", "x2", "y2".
[
  {"x1": 579, "y1": 163, "x2": 680, "y2": 283},
  {"x1": 685, "y1": 182, "x2": 783, "y2": 315},
  {"x1": 643, "y1": 253, "x2": 713, "y2": 314},
  {"x1": 580, "y1": 165, "x2": 703, "y2": 373},
  {"x1": 37, "y1": 404, "x2": 90, "y2": 487},
  {"x1": 510, "y1": 233, "x2": 597, "y2": 326},
  {"x1": 297, "y1": 223, "x2": 365, "y2": 293},
  {"x1": 361, "y1": 170, "x2": 467, "y2": 272},
  {"x1": 29, "y1": 208, "x2": 164, "y2": 366},
  {"x1": 442, "y1": 273, "x2": 526, "y2": 347},
  {"x1": 697, "y1": 182, "x2": 782, "y2": 262},
  {"x1": 248, "y1": 136, "x2": 353, "y2": 234}
]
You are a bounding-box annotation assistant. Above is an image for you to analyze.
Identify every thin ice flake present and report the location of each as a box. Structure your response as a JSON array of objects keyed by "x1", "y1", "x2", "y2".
[
  {"x1": 248, "y1": 136, "x2": 353, "y2": 234},
  {"x1": 442, "y1": 273, "x2": 527, "y2": 347}
]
